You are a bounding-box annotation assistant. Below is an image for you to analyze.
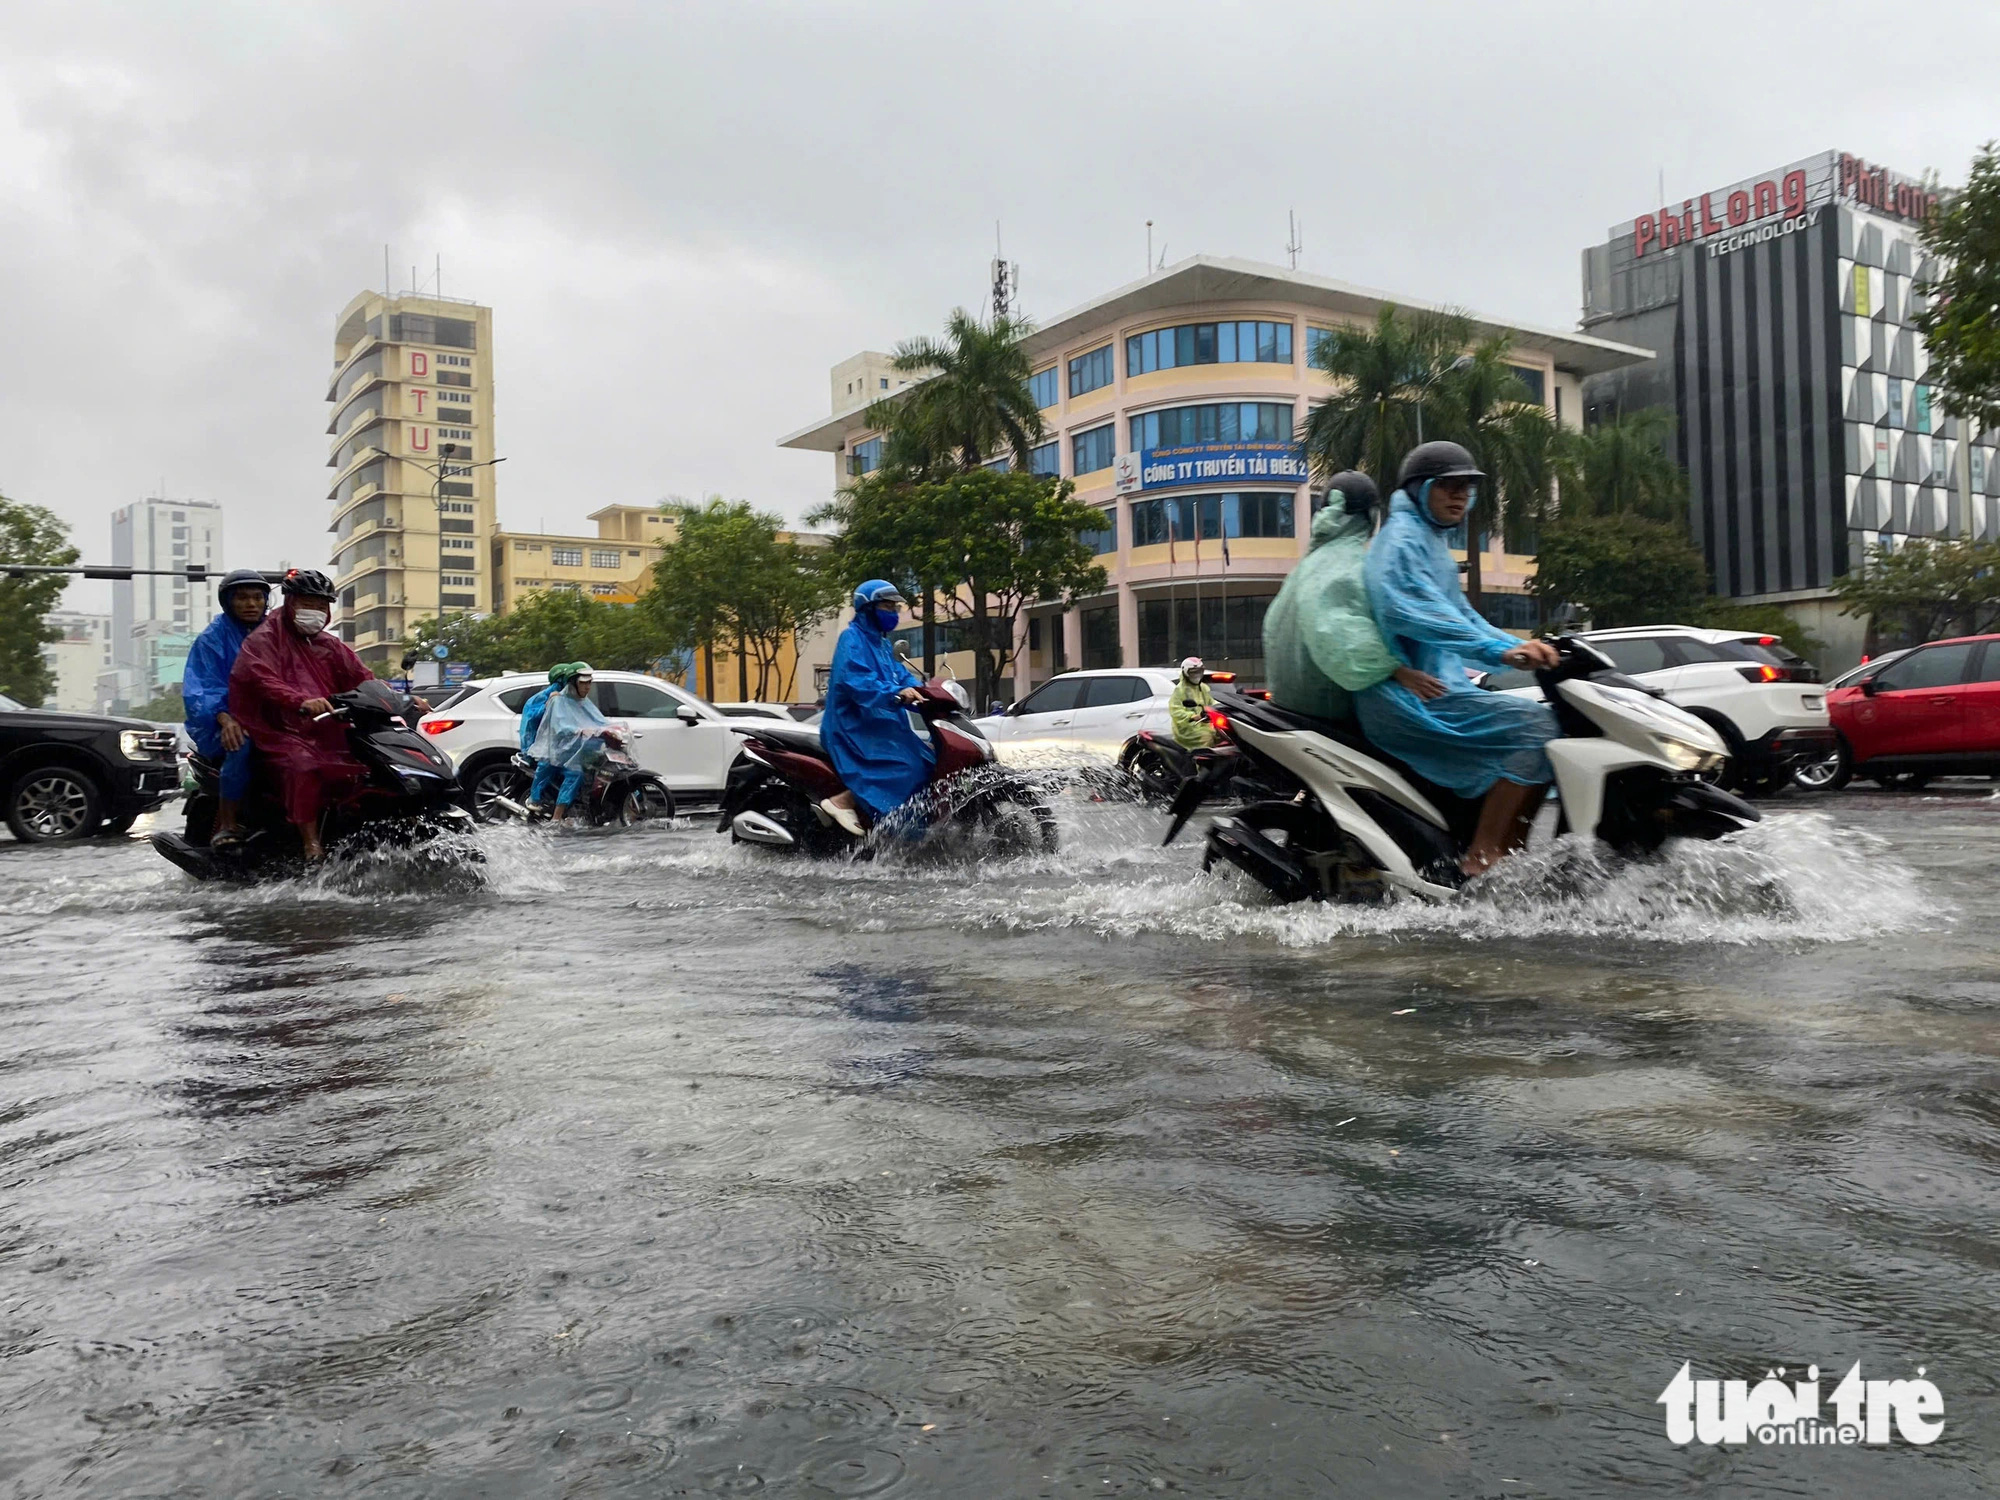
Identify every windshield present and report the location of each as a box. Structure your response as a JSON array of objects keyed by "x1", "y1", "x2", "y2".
[{"x1": 0, "y1": 692, "x2": 25, "y2": 711}]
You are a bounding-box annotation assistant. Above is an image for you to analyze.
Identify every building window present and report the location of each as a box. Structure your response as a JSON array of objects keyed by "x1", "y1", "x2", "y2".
[
  {"x1": 437, "y1": 370, "x2": 472, "y2": 388},
  {"x1": 879, "y1": 377, "x2": 889, "y2": 389},
  {"x1": 389, "y1": 313, "x2": 476, "y2": 349},
  {"x1": 440, "y1": 573, "x2": 477, "y2": 587},
  {"x1": 439, "y1": 427, "x2": 474, "y2": 441},
  {"x1": 1029, "y1": 367, "x2": 1059, "y2": 409},
  {"x1": 849, "y1": 436, "x2": 883, "y2": 476},
  {"x1": 1081, "y1": 605, "x2": 1121, "y2": 670},
  {"x1": 1080, "y1": 507, "x2": 1117, "y2": 555},
  {"x1": 514, "y1": 541, "x2": 529, "y2": 551},
  {"x1": 1028, "y1": 440, "x2": 1060, "y2": 477},
  {"x1": 1128, "y1": 491, "x2": 1294, "y2": 545},
  {"x1": 1506, "y1": 365, "x2": 1548, "y2": 406},
  {"x1": 1914, "y1": 385, "x2": 1932, "y2": 434},
  {"x1": 1072, "y1": 423, "x2": 1116, "y2": 475},
  {"x1": 1138, "y1": 594, "x2": 1275, "y2": 669},
  {"x1": 1127, "y1": 320, "x2": 1293, "y2": 376},
  {"x1": 591, "y1": 584, "x2": 619, "y2": 597},
  {"x1": 590, "y1": 549, "x2": 621, "y2": 569},
  {"x1": 1068, "y1": 345, "x2": 1114, "y2": 398},
  {"x1": 551, "y1": 548, "x2": 583, "y2": 567},
  {"x1": 438, "y1": 354, "x2": 473, "y2": 367},
  {"x1": 1129, "y1": 402, "x2": 1294, "y2": 451}
]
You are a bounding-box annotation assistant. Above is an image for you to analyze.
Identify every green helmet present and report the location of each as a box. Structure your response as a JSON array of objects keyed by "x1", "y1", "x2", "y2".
[{"x1": 548, "y1": 661, "x2": 581, "y2": 686}]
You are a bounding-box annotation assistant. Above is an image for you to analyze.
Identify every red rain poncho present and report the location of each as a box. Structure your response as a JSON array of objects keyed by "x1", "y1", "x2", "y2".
[{"x1": 227, "y1": 604, "x2": 374, "y2": 825}]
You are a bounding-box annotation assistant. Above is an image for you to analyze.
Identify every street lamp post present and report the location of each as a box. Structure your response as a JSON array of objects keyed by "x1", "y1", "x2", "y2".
[{"x1": 418, "y1": 440, "x2": 506, "y2": 617}]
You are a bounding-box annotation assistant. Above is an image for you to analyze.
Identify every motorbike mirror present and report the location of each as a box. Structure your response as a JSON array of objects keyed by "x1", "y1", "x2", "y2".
[{"x1": 675, "y1": 705, "x2": 702, "y2": 725}]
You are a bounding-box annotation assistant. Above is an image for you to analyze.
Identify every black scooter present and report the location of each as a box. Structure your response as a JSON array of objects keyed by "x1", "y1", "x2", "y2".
[
  {"x1": 151, "y1": 680, "x2": 476, "y2": 881},
  {"x1": 489, "y1": 732, "x2": 674, "y2": 828}
]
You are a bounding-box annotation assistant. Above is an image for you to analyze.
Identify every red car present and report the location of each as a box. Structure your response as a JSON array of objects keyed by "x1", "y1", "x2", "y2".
[{"x1": 1824, "y1": 634, "x2": 2000, "y2": 789}]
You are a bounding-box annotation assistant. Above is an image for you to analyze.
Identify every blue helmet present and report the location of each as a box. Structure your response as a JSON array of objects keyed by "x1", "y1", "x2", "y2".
[{"x1": 852, "y1": 579, "x2": 908, "y2": 610}]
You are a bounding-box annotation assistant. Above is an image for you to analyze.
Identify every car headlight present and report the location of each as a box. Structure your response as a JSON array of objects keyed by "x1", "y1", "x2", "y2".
[{"x1": 119, "y1": 730, "x2": 158, "y2": 761}]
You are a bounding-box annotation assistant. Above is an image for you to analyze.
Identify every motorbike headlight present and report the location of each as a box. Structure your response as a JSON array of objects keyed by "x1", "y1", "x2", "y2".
[{"x1": 1656, "y1": 738, "x2": 1716, "y2": 772}]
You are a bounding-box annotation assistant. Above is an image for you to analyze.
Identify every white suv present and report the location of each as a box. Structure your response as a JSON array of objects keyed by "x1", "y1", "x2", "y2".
[
  {"x1": 1488, "y1": 626, "x2": 1833, "y2": 794},
  {"x1": 979, "y1": 668, "x2": 1182, "y2": 762},
  {"x1": 416, "y1": 671, "x2": 742, "y2": 815}
]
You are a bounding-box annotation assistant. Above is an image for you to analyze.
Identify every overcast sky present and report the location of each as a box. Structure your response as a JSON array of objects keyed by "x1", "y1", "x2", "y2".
[{"x1": 4, "y1": 0, "x2": 1995, "y2": 614}]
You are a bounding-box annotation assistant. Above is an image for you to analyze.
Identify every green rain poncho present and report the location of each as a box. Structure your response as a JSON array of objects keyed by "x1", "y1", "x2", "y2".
[
  {"x1": 1261, "y1": 501, "x2": 1401, "y2": 721},
  {"x1": 1168, "y1": 675, "x2": 1216, "y2": 748}
]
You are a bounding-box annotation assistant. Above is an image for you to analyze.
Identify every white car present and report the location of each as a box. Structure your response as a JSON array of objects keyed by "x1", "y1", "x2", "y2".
[
  {"x1": 416, "y1": 671, "x2": 743, "y2": 815},
  {"x1": 979, "y1": 668, "x2": 1183, "y2": 761},
  {"x1": 1487, "y1": 626, "x2": 1834, "y2": 794}
]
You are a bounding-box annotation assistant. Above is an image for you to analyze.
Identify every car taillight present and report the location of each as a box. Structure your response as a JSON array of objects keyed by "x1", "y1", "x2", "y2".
[
  {"x1": 420, "y1": 719, "x2": 463, "y2": 735},
  {"x1": 1205, "y1": 670, "x2": 1236, "y2": 683},
  {"x1": 1736, "y1": 665, "x2": 1784, "y2": 683}
]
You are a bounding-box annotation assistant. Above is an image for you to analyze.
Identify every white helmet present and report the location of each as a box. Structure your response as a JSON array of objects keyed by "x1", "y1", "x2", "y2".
[{"x1": 1180, "y1": 656, "x2": 1204, "y2": 677}]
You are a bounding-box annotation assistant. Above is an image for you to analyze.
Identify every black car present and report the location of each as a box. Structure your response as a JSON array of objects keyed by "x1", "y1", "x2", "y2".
[{"x1": 0, "y1": 692, "x2": 182, "y2": 843}]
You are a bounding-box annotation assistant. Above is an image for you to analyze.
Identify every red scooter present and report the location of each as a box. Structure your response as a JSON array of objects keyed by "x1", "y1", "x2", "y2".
[{"x1": 714, "y1": 679, "x2": 1058, "y2": 856}]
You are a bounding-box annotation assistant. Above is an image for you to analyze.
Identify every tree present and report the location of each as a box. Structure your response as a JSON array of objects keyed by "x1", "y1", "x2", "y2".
[
  {"x1": 1830, "y1": 535, "x2": 2000, "y2": 647},
  {"x1": 0, "y1": 495, "x2": 80, "y2": 704},
  {"x1": 1300, "y1": 304, "x2": 1471, "y2": 493},
  {"x1": 870, "y1": 308, "x2": 1047, "y2": 478},
  {"x1": 404, "y1": 589, "x2": 676, "y2": 678},
  {"x1": 1915, "y1": 141, "x2": 2000, "y2": 430},
  {"x1": 1553, "y1": 407, "x2": 1688, "y2": 524},
  {"x1": 1425, "y1": 335, "x2": 1560, "y2": 605},
  {"x1": 644, "y1": 498, "x2": 841, "y2": 701},
  {"x1": 129, "y1": 684, "x2": 186, "y2": 722},
  {"x1": 814, "y1": 468, "x2": 1109, "y2": 710},
  {"x1": 1531, "y1": 513, "x2": 1708, "y2": 629}
]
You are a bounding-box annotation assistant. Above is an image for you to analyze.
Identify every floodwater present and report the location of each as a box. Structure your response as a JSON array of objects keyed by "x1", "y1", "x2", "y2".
[{"x1": 1, "y1": 785, "x2": 1996, "y2": 1498}]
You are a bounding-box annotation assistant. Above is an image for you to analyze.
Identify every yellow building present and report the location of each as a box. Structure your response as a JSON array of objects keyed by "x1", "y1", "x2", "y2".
[
  {"x1": 491, "y1": 505, "x2": 674, "y2": 611},
  {"x1": 326, "y1": 291, "x2": 498, "y2": 671}
]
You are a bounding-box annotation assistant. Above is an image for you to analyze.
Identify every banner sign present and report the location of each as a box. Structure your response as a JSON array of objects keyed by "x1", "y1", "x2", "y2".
[{"x1": 1121, "y1": 442, "x2": 1308, "y2": 494}]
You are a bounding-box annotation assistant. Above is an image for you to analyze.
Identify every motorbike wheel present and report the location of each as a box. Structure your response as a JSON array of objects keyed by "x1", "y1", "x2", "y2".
[
  {"x1": 740, "y1": 780, "x2": 848, "y2": 856},
  {"x1": 614, "y1": 779, "x2": 673, "y2": 828},
  {"x1": 975, "y1": 789, "x2": 1059, "y2": 855},
  {"x1": 1122, "y1": 745, "x2": 1181, "y2": 804}
]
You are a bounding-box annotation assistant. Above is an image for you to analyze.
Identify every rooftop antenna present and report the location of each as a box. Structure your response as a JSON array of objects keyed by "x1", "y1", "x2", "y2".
[
  {"x1": 436, "y1": 253, "x2": 441, "y2": 300},
  {"x1": 990, "y1": 222, "x2": 1016, "y2": 323},
  {"x1": 1156, "y1": 241, "x2": 1168, "y2": 271},
  {"x1": 384, "y1": 244, "x2": 391, "y2": 296},
  {"x1": 1286, "y1": 209, "x2": 1302, "y2": 270},
  {"x1": 1146, "y1": 220, "x2": 1153, "y2": 276}
]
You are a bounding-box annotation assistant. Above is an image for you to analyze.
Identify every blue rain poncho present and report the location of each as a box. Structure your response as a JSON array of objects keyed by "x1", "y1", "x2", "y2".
[
  {"x1": 822, "y1": 610, "x2": 936, "y2": 821},
  {"x1": 1262, "y1": 502, "x2": 1402, "y2": 721},
  {"x1": 182, "y1": 608, "x2": 258, "y2": 762},
  {"x1": 1355, "y1": 486, "x2": 1557, "y2": 797},
  {"x1": 519, "y1": 684, "x2": 557, "y2": 754},
  {"x1": 530, "y1": 686, "x2": 613, "y2": 772}
]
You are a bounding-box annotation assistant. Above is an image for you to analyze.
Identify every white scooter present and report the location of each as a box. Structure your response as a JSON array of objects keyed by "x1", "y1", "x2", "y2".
[{"x1": 1163, "y1": 636, "x2": 1760, "y2": 902}]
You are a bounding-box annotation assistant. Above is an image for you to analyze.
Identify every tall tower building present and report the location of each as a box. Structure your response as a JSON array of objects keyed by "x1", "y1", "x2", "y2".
[
  {"x1": 326, "y1": 291, "x2": 497, "y2": 670},
  {"x1": 108, "y1": 496, "x2": 225, "y2": 706}
]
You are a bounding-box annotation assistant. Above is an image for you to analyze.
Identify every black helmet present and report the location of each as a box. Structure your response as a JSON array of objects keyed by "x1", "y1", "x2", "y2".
[
  {"x1": 282, "y1": 567, "x2": 337, "y2": 601},
  {"x1": 1396, "y1": 441, "x2": 1485, "y2": 491},
  {"x1": 215, "y1": 567, "x2": 271, "y2": 608},
  {"x1": 1325, "y1": 470, "x2": 1381, "y2": 517}
]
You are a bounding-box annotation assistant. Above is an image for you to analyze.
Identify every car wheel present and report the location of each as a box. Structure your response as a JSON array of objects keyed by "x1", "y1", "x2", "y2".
[
  {"x1": 1792, "y1": 740, "x2": 1850, "y2": 792},
  {"x1": 6, "y1": 766, "x2": 104, "y2": 844},
  {"x1": 465, "y1": 759, "x2": 528, "y2": 821},
  {"x1": 95, "y1": 812, "x2": 139, "y2": 835}
]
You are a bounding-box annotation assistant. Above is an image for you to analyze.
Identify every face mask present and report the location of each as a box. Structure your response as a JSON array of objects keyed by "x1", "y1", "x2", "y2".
[
  {"x1": 871, "y1": 606, "x2": 901, "y2": 634},
  {"x1": 292, "y1": 608, "x2": 329, "y2": 635}
]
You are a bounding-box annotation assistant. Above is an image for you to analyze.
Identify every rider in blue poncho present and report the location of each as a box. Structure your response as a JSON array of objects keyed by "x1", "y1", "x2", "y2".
[
  {"x1": 819, "y1": 580, "x2": 933, "y2": 834},
  {"x1": 529, "y1": 661, "x2": 615, "y2": 822},
  {"x1": 182, "y1": 569, "x2": 270, "y2": 847},
  {"x1": 518, "y1": 663, "x2": 567, "y2": 815},
  {"x1": 1356, "y1": 442, "x2": 1560, "y2": 875}
]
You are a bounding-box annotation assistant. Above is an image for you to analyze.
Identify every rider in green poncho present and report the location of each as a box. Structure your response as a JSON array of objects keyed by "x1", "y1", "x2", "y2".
[
  {"x1": 1262, "y1": 471, "x2": 1444, "y2": 720},
  {"x1": 1168, "y1": 656, "x2": 1217, "y2": 749}
]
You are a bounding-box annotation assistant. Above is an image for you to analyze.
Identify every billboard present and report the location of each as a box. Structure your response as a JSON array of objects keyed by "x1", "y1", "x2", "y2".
[{"x1": 1117, "y1": 443, "x2": 1309, "y2": 495}]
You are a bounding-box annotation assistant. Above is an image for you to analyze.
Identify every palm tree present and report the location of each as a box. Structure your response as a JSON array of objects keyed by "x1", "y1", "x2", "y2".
[
  {"x1": 869, "y1": 308, "x2": 1046, "y2": 477},
  {"x1": 1553, "y1": 407, "x2": 1687, "y2": 523},
  {"x1": 1426, "y1": 336, "x2": 1559, "y2": 606},
  {"x1": 859, "y1": 308, "x2": 1047, "y2": 669},
  {"x1": 1299, "y1": 305, "x2": 1471, "y2": 491}
]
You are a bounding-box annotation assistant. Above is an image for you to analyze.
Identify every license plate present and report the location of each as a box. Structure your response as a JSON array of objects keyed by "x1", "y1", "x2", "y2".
[{"x1": 1802, "y1": 695, "x2": 1824, "y2": 711}]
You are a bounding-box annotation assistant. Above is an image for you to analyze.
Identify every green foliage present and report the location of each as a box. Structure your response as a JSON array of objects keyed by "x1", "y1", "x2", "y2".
[
  {"x1": 1915, "y1": 141, "x2": 2000, "y2": 429},
  {"x1": 1300, "y1": 304, "x2": 1472, "y2": 490},
  {"x1": 128, "y1": 685, "x2": 187, "y2": 722},
  {"x1": 1531, "y1": 513, "x2": 1708, "y2": 629},
  {"x1": 814, "y1": 469, "x2": 1109, "y2": 708},
  {"x1": 869, "y1": 309, "x2": 1047, "y2": 477},
  {"x1": 405, "y1": 588, "x2": 674, "y2": 678},
  {"x1": 0, "y1": 495, "x2": 80, "y2": 704},
  {"x1": 1554, "y1": 407, "x2": 1688, "y2": 524},
  {"x1": 1830, "y1": 534, "x2": 2000, "y2": 646},
  {"x1": 645, "y1": 498, "x2": 842, "y2": 700}
]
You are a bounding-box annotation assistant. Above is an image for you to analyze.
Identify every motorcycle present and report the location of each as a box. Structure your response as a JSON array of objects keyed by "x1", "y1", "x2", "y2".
[
  {"x1": 488, "y1": 731, "x2": 674, "y2": 828},
  {"x1": 716, "y1": 678, "x2": 1058, "y2": 856},
  {"x1": 151, "y1": 680, "x2": 476, "y2": 881},
  {"x1": 1163, "y1": 636, "x2": 1761, "y2": 903},
  {"x1": 1120, "y1": 727, "x2": 1287, "y2": 806}
]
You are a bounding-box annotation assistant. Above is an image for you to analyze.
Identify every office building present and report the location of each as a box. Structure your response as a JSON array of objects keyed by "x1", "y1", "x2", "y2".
[
  {"x1": 782, "y1": 256, "x2": 1649, "y2": 695},
  {"x1": 106, "y1": 496, "x2": 222, "y2": 707},
  {"x1": 492, "y1": 506, "x2": 676, "y2": 613},
  {"x1": 39, "y1": 612, "x2": 111, "y2": 713},
  {"x1": 326, "y1": 291, "x2": 498, "y2": 671},
  {"x1": 1580, "y1": 150, "x2": 1990, "y2": 662}
]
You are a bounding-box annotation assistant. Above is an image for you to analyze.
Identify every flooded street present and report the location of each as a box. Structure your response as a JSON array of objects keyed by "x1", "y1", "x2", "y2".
[{"x1": 2, "y1": 789, "x2": 1996, "y2": 1497}]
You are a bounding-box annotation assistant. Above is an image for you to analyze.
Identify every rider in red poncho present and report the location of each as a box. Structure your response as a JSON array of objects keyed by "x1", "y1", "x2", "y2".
[{"x1": 227, "y1": 569, "x2": 374, "y2": 860}]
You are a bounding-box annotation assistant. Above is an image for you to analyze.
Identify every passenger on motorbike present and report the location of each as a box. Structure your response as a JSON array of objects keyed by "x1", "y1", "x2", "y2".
[
  {"x1": 182, "y1": 568, "x2": 270, "y2": 847},
  {"x1": 1263, "y1": 472, "x2": 1446, "y2": 723},
  {"x1": 1357, "y1": 443, "x2": 1560, "y2": 875},
  {"x1": 819, "y1": 580, "x2": 932, "y2": 837},
  {"x1": 1168, "y1": 657, "x2": 1217, "y2": 749},
  {"x1": 226, "y1": 569, "x2": 377, "y2": 862},
  {"x1": 518, "y1": 662, "x2": 569, "y2": 815},
  {"x1": 529, "y1": 662, "x2": 616, "y2": 823}
]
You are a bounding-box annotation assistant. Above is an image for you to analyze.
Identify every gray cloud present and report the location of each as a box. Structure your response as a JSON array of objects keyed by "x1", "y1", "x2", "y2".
[{"x1": 3, "y1": 0, "x2": 1995, "y2": 615}]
